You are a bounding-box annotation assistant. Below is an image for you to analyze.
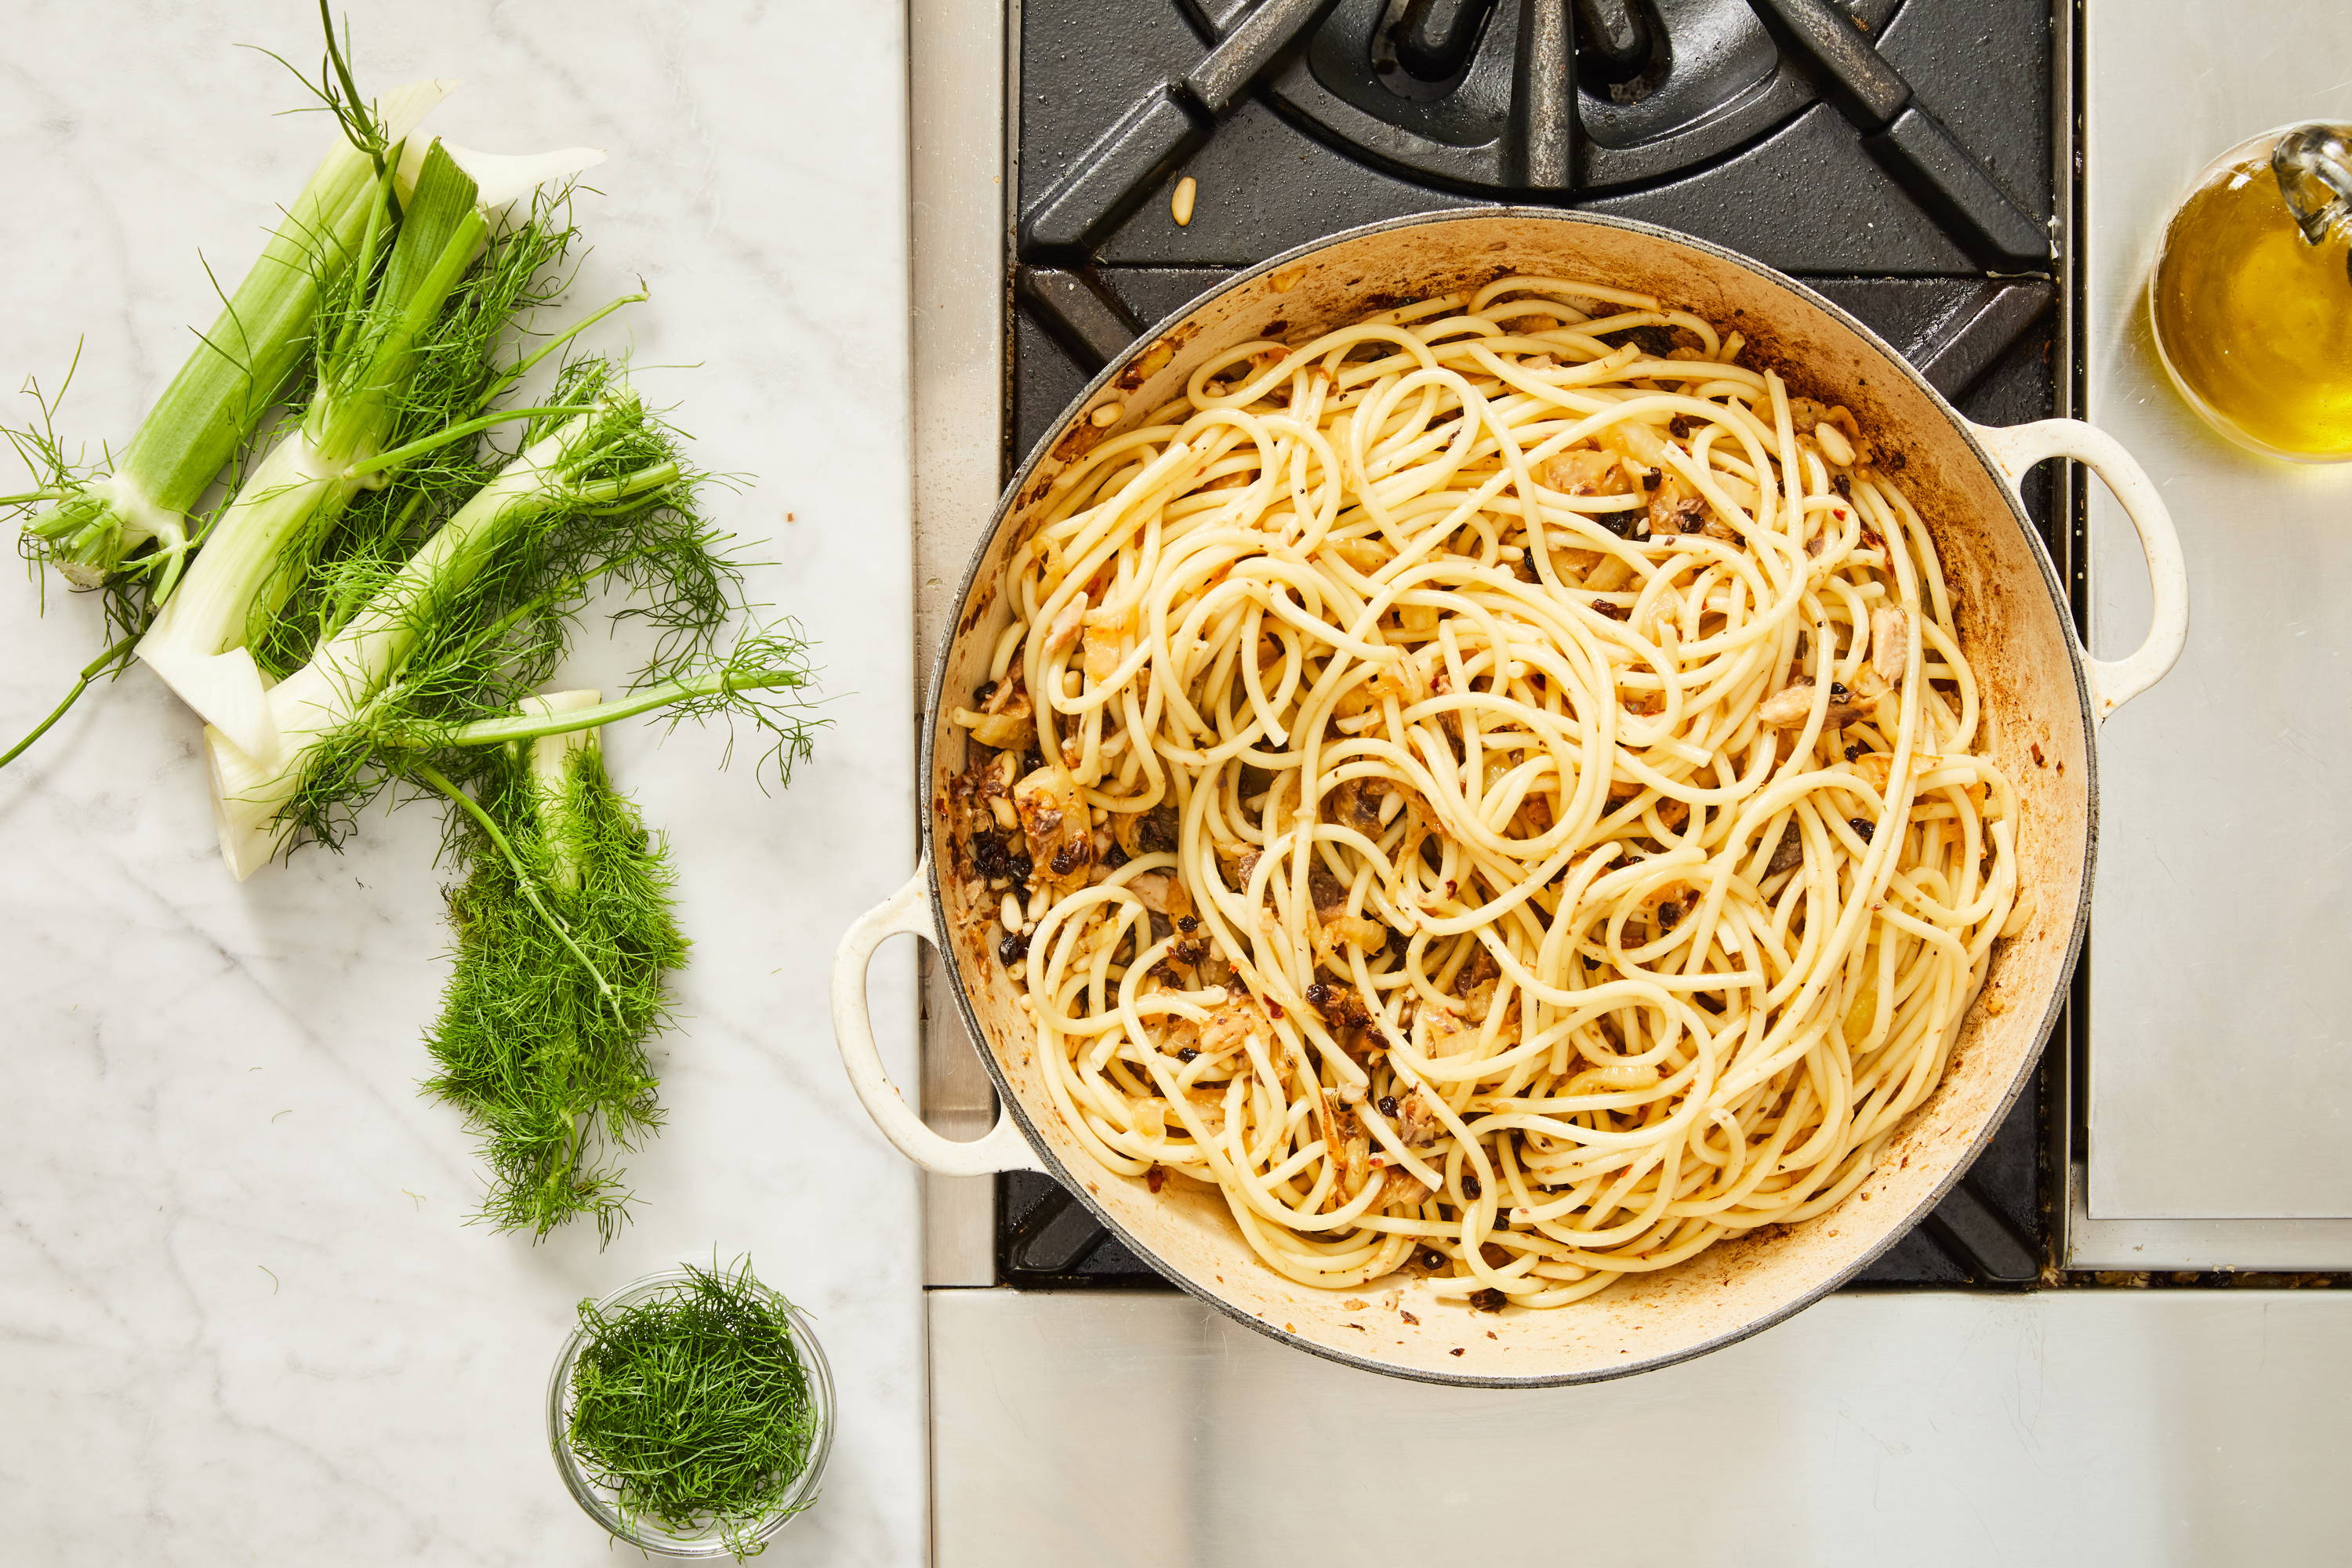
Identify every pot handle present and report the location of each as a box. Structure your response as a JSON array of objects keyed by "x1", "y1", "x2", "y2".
[
  {"x1": 1968, "y1": 418, "x2": 2188, "y2": 720},
  {"x1": 830, "y1": 863, "x2": 1041, "y2": 1175}
]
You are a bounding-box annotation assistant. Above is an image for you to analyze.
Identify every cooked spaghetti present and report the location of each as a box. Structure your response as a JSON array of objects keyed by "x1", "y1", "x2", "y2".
[{"x1": 946, "y1": 275, "x2": 2020, "y2": 1308}]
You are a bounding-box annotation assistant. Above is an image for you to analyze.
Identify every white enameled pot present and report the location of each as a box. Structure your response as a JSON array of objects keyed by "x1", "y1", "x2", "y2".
[{"x1": 833, "y1": 210, "x2": 2186, "y2": 1386}]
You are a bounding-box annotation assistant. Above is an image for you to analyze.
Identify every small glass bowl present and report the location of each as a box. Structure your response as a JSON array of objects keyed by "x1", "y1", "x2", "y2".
[{"x1": 548, "y1": 1268, "x2": 835, "y2": 1558}]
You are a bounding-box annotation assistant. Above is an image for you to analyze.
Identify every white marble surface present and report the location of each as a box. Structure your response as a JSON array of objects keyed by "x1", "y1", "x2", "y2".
[{"x1": 0, "y1": 4, "x2": 923, "y2": 1563}]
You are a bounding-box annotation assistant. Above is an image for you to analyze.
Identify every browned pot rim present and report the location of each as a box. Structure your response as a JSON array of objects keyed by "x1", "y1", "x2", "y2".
[{"x1": 921, "y1": 206, "x2": 2096, "y2": 1387}]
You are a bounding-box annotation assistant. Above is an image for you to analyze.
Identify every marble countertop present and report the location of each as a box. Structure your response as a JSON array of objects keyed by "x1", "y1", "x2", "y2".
[{"x1": 0, "y1": 4, "x2": 923, "y2": 1563}]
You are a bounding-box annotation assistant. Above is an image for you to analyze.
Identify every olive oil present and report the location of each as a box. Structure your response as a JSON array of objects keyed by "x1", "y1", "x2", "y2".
[{"x1": 2150, "y1": 127, "x2": 2352, "y2": 462}]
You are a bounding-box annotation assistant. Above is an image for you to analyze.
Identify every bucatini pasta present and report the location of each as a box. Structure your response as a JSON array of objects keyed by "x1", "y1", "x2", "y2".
[{"x1": 944, "y1": 274, "x2": 2019, "y2": 1309}]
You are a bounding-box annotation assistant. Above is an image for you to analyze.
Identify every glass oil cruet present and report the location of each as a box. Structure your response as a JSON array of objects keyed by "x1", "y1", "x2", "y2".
[{"x1": 2149, "y1": 122, "x2": 2352, "y2": 461}]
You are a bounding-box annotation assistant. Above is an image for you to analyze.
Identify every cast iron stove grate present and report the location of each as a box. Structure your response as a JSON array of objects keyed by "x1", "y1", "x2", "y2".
[{"x1": 998, "y1": 0, "x2": 2061, "y2": 1291}]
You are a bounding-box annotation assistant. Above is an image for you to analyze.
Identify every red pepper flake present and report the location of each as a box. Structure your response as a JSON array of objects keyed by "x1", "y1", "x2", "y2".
[
  {"x1": 1450, "y1": 1347, "x2": 1465, "y2": 1356},
  {"x1": 1146, "y1": 1167, "x2": 1166, "y2": 1193},
  {"x1": 1265, "y1": 1000, "x2": 1284, "y2": 1020},
  {"x1": 1399, "y1": 1309, "x2": 1420, "y2": 1325}
]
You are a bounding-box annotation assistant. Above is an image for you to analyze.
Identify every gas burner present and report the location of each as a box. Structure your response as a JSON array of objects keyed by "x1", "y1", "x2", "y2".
[
  {"x1": 1226, "y1": 0, "x2": 1875, "y2": 192},
  {"x1": 1133, "y1": 0, "x2": 2045, "y2": 268}
]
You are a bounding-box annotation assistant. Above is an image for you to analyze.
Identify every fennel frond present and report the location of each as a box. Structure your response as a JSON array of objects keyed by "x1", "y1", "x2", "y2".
[{"x1": 421, "y1": 697, "x2": 684, "y2": 1241}]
